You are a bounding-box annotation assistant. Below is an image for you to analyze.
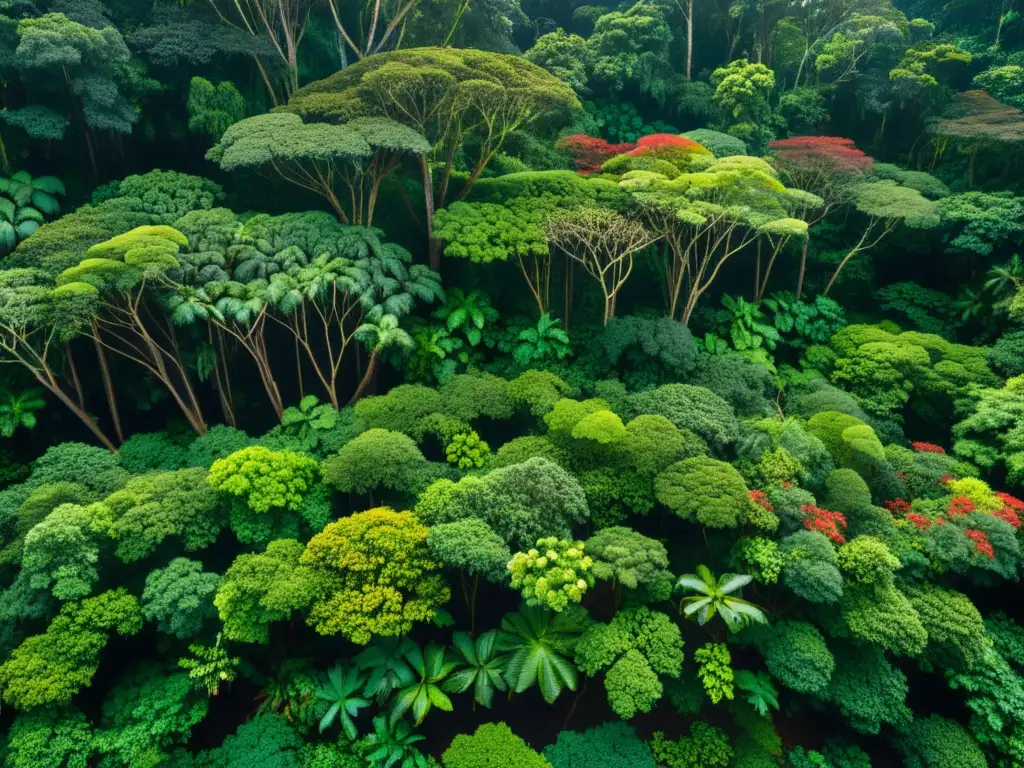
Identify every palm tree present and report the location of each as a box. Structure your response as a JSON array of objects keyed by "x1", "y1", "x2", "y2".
[
  {"x1": 675, "y1": 565, "x2": 768, "y2": 631},
  {"x1": 444, "y1": 631, "x2": 508, "y2": 709},
  {"x1": 314, "y1": 664, "x2": 370, "y2": 739},
  {"x1": 985, "y1": 254, "x2": 1024, "y2": 299},
  {"x1": 349, "y1": 314, "x2": 412, "y2": 404},
  {"x1": 0, "y1": 387, "x2": 44, "y2": 437},
  {"x1": 496, "y1": 604, "x2": 587, "y2": 704}
]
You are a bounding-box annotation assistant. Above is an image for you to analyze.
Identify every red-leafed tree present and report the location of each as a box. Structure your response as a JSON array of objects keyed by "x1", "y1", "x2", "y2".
[
  {"x1": 628, "y1": 133, "x2": 709, "y2": 155},
  {"x1": 625, "y1": 133, "x2": 713, "y2": 170},
  {"x1": 556, "y1": 134, "x2": 636, "y2": 174},
  {"x1": 770, "y1": 136, "x2": 874, "y2": 297}
]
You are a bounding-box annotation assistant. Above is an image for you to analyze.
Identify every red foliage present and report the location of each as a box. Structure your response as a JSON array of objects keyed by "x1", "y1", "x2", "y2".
[
  {"x1": 996, "y1": 492, "x2": 1024, "y2": 510},
  {"x1": 911, "y1": 441, "x2": 946, "y2": 454},
  {"x1": 935, "y1": 516, "x2": 947, "y2": 525},
  {"x1": 907, "y1": 513, "x2": 932, "y2": 531},
  {"x1": 801, "y1": 504, "x2": 848, "y2": 545},
  {"x1": 965, "y1": 528, "x2": 995, "y2": 558},
  {"x1": 995, "y1": 506, "x2": 1022, "y2": 529},
  {"x1": 748, "y1": 489, "x2": 775, "y2": 512},
  {"x1": 948, "y1": 496, "x2": 976, "y2": 518},
  {"x1": 628, "y1": 133, "x2": 708, "y2": 157},
  {"x1": 938, "y1": 473, "x2": 956, "y2": 486},
  {"x1": 556, "y1": 134, "x2": 636, "y2": 174},
  {"x1": 884, "y1": 499, "x2": 911, "y2": 514},
  {"x1": 770, "y1": 136, "x2": 874, "y2": 178}
]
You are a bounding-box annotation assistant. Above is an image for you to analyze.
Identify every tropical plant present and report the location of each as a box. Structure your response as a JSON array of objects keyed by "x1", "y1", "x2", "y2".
[
  {"x1": 390, "y1": 643, "x2": 456, "y2": 726},
  {"x1": 514, "y1": 314, "x2": 572, "y2": 366},
  {"x1": 280, "y1": 395, "x2": 338, "y2": 442},
  {"x1": 497, "y1": 604, "x2": 588, "y2": 703},
  {"x1": 433, "y1": 288, "x2": 499, "y2": 348},
  {"x1": 735, "y1": 670, "x2": 779, "y2": 716},
  {"x1": 444, "y1": 631, "x2": 508, "y2": 709},
  {"x1": 365, "y1": 715, "x2": 430, "y2": 768},
  {"x1": 0, "y1": 172, "x2": 65, "y2": 254},
  {"x1": 356, "y1": 638, "x2": 420, "y2": 705},
  {"x1": 178, "y1": 633, "x2": 240, "y2": 696},
  {"x1": 675, "y1": 566, "x2": 769, "y2": 631},
  {"x1": 314, "y1": 664, "x2": 370, "y2": 738},
  {"x1": 351, "y1": 314, "x2": 415, "y2": 403},
  {"x1": 0, "y1": 388, "x2": 45, "y2": 437}
]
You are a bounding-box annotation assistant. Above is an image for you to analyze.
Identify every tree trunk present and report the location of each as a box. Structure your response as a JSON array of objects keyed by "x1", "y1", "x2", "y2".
[
  {"x1": 686, "y1": 0, "x2": 694, "y2": 80},
  {"x1": 32, "y1": 368, "x2": 117, "y2": 452},
  {"x1": 421, "y1": 154, "x2": 441, "y2": 272},
  {"x1": 348, "y1": 349, "x2": 379, "y2": 405},
  {"x1": 796, "y1": 240, "x2": 808, "y2": 300},
  {"x1": 92, "y1": 326, "x2": 124, "y2": 445}
]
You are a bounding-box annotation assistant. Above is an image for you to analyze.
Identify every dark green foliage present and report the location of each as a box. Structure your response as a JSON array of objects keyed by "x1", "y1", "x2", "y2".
[
  {"x1": 3, "y1": 707, "x2": 94, "y2": 768},
  {"x1": 187, "y1": 77, "x2": 245, "y2": 138},
  {"x1": 415, "y1": 457, "x2": 588, "y2": 549},
  {"x1": 202, "y1": 713, "x2": 303, "y2": 768},
  {"x1": 118, "y1": 432, "x2": 188, "y2": 473},
  {"x1": 543, "y1": 722, "x2": 654, "y2": 768},
  {"x1": 322, "y1": 429, "x2": 428, "y2": 496},
  {"x1": 826, "y1": 642, "x2": 911, "y2": 735},
  {"x1": 0, "y1": 0, "x2": 1021, "y2": 760},
  {"x1": 756, "y1": 620, "x2": 835, "y2": 696},
  {"x1": 656, "y1": 457, "x2": 761, "y2": 529},
  {"x1": 628, "y1": 384, "x2": 739, "y2": 451},
  {"x1": 354, "y1": 385, "x2": 443, "y2": 437},
  {"x1": 92, "y1": 664, "x2": 208, "y2": 766},
  {"x1": 683, "y1": 129, "x2": 747, "y2": 157},
  {"x1": 142, "y1": 558, "x2": 220, "y2": 640},
  {"x1": 107, "y1": 468, "x2": 223, "y2": 562},
  {"x1": 779, "y1": 531, "x2": 843, "y2": 604},
  {"x1": 896, "y1": 715, "x2": 987, "y2": 768},
  {"x1": 600, "y1": 315, "x2": 696, "y2": 388},
  {"x1": 575, "y1": 606, "x2": 683, "y2": 718},
  {"x1": 427, "y1": 519, "x2": 511, "y2": 585},
  {"x1": 586, "y1": 526, "x2": 672, "y2": 598},
  {"x1": 689, "y1": 353, "x2": 775, "y2": 417}
]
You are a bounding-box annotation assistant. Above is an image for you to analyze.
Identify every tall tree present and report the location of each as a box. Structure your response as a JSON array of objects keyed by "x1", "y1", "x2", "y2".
[
  {"x1": 545, "y1": 207, "x2": 657, "y2": 326},
  {"x1": 770, "y1": 136, "x2": 873, "y2": 297},
  {"x1": 286, "y1": 47, "x2": 581, "y2": 269},
  {"x1": 930, "y1": 90, "x2": 1024, "y2": 187}
]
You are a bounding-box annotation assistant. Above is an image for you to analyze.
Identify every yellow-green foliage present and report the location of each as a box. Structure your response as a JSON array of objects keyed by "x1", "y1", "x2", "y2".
[
  {"x1": 300, "y1": 507, "x2": 449, "y2": 644},
  {"x1": 508, "y1": 536, "x2": 594, "y2": 612},
  {"x1": 945, "y1": 477, "x2": 1001, "y2": 513},
  {"x1": 571, "y1": 409, "x2": 626, "y2": 444},
  {"x1": 544, "y1": 398, "x2": 611, "y2": 435},
  {"x1": 836, "y1": 536, "x2": 901, "y2": 588},
  {"x1": 695, "y1": 643, "x2": 734, "y2": 704},
  {"x1": 445, "y1": 431, "x2": 491, "y2": 469},
  {"x1": 651, "y1": 723, "x2": 733, "y2": 768},
  {"x1": 208, "y1": 446, "x2": 319, "y2": 513},
  {"x1": 0, "y1": 589, "x2": 143, "y2": 709},
  {"x1": 442, "y1": 722, "x2": 552, "y2": 768}
]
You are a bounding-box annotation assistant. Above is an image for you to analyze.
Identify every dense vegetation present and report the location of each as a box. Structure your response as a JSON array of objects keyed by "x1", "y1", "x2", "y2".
[{"x1": 5, "y1": 0, "x2": 1024, "y2": 765}]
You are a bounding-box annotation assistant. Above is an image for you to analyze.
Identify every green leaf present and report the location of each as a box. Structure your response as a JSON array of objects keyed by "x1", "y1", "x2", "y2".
[
  {"x1": 30, "y1": 190, "x2": 59, "y2": 216},
  {"x1": 0, "y1": 220, "x2": 16, "y2": 254},
  {"x1": 31, "y1": 175, "x2": 65, "y2": 195}
]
